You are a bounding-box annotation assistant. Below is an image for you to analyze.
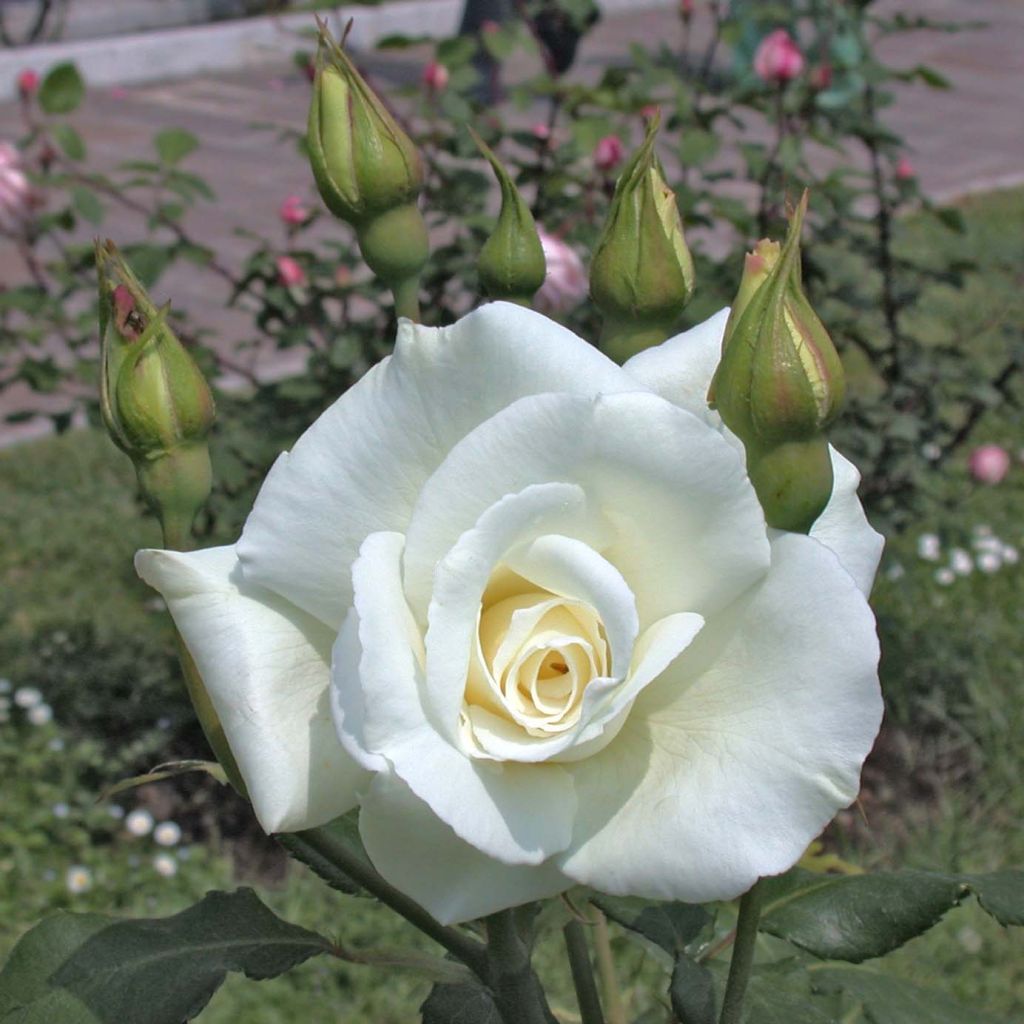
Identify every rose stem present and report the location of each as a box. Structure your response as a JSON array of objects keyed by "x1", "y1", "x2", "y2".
[
  {"x1": 718, "y1": 878, "x2": 765, "y2": 1024},
  {"x1": 391, "y1": 275, "x2": 421, "y2": 323},
  {"x1": 485, "y1": 910, "x2": 559, "y2": 1024},
  {"x1": 286, "y1": 827, "x2": 488, "y2": 976},
  {"x1": 592, "y1": 909, "x2": 626, "y2": 1024},
  {"x1": 563, "y1": 919, "x2": 606, "y2": 1024}
]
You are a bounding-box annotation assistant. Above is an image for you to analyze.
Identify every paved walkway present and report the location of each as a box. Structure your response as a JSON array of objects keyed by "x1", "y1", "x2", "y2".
[{"x1": 0, "y1": 0, "x2": 1022, "y2": 443}]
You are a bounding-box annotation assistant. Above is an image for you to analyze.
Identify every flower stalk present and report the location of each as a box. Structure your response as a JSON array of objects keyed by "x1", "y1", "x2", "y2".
[{"x1": 718, "y1": 879, "x2": 765, "y2": 1024}]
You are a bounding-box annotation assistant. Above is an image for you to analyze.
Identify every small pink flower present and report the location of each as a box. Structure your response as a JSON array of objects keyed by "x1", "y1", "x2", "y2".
[
  {"x1": 679, "y1": 0, "x2": 694, "y2": 19},
  {"x1": 895, "y1": 156, "x2": 915, "y2": 181},
  {"x1": 639, "y1": 104, "x2": 660, "y2": 122},
  {"x1": 0, "y1": 142, "x2": 32, "y2": 234},
  {"x1": 809, "y1": 62, "x2": 832, "y2": 91},
  {"x1": 968, "y1": 445, "x2": 1010, "y2": 485},
  {"x1": 753, "y1": 29, "x2": 805, "y2": 84},
  {"x1": 16, "y1": 69, "x2": 39, "y2": 98},
  {"x1": 275, "y1": 255, "x2": 306, "y2": 288},
  {"x1": 535, "y1": 227, "x2": 587, "y2": 314},
  {"x1": 593, "y1": 135, "x2": 624, "y2": 173},
  {"x1": 279, "y1": 194, "x2": 309, "y2": 226},
  {"x1": 530, "y1": 122, "x2": 551, "y2": 142},
  {"x1": 423, "y1": 61, "x2": 449, "y2": 93},
  {"x1": 108, "y1": 85, "x2": 129, "y2": 100}
]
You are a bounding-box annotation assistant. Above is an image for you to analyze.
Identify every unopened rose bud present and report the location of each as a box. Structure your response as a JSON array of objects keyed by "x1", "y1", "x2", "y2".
[
  {"x1": 96, "y1": 239, "x2": 214, "y2": 544},
  {"x1": 423, "y1": 60, "x2": 449, "y2": 93},
  {"x1": 753, "y1": 29, "x2": 805, "y2": 85},
  {"x1": 278, "y1": 194, "x2": 309, "y2": 226},
  {"x1": 709, "y1": 193, "x2": 845, "y2": 532},
  {"x1": 968, "y1": 444, "x2": 1010, "y2": 485},
  {"x1": 307, "y1": 22, "x2": 428, "y2": 309},
  {"x1": 16, "y1": 69, "x2": 39, "y2": 99},
  {"x1": 472, "y1": 129, "x2": 546, "y2": 306},
  {"x1": 276, "y1": 254, "x2": 306, "y2": 287},
  {"x1": 536, "y1": 227, "x2": 587, "y2": 314},
  {"x1": 679, "y1": 0, "x2": 694, "y2": 21},
  {"x1": 895, "y1": 156, "x2": 915, "y2": 181},
  {"x1": 593, "y1": 134, "x2": 624, "y2": 172},
  {"x1": 590, "y1": 114, "x2": 695, "y2": 362}
]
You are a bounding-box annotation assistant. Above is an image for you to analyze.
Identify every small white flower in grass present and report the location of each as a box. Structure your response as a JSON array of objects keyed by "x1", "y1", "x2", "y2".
[
  {"x1": 917, "y1": 533, "x2": 941, "y2": 561},
  {"x1": 950, "y1": 548, "x2": 973, "y2": 576},
  {"x1": 957, "y1": 926, "x2": 983, "y2": 955},
  {"x1": 884, "y1": 562, "x2": 905, "y2": 581},
  {"x1": 125, "y1": 808, "x2": 154, "y2": 837},
  {"x1": 27, "y1": 703, "x2": 53, "y2": 726},
  {"x1": 65, "y1": 865, "x2": 93, "y2": 894},
  {"x1": 153, "y1": 853, "x2": 178, "y2": 878},
  {"x1": 13, "y1": 686, "x2": 42, "y2": 708},
  {"x1": 52, "y1": 802, "x2": 70, "y2": 819},
  {"x1": 935, "y1": 567, "x2": 956, "y2": 586},
  {"x1": 972, "y1": 524, "x2": 993, "y2": 538},
  {"x1": 977, "y1": 551, "x2": 1002, "y2": 574},
  {"x1": 154, "y1": 821, "x2": 182, "y2": 847},
  {"x1": 1002, "y1": 545, "x2": 1019, "y2": 566}
]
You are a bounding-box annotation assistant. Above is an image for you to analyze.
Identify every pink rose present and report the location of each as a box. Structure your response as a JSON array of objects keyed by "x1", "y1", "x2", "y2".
[
  {"x1": 895, "y1": 156, "x2": 915, "y2": 181},
  {"x1": 968, "y1": 445, "x2": 1010, "y2": 485},
  {"x1": 16, "y1": 69, "x2": 39, "y2": 98},
  {"x1": 593, "y1": 135, "x2": 624, "y2": 173},
  {"x1": 531, "y1": 122, "x2": 551, "y2": 142},
  {"x1": 276, "y1": 255, "x2": 306, "y2": 288},
  {"x1": 423, "y1": 61, "x2": 449, "y2": 93},
  {"x1": 0, "y1": 142, "x2": 32, "y2": 234},
  {"x1": 279, "y1": 195, "x2": 310, "y2": 227},
  {"x1": 753, "y1": 29, "x2": 805, "y2": 84},
  {"x1": 535, "y1": 227, "x2": 587, "y2": 314}
]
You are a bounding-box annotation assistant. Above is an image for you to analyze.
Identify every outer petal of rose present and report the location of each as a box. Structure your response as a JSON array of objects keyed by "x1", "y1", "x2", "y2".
[
  {"x1": 558, "y1": 532, "x2": 882, "y2": 902},
  {"x1": 404, "y1": 391, "x2": 770, "y2": 627},
  {"x1": 333, "y1": 530, "x2": 576, "y2": 865},
  {"x1": 624, "y1": 310, "x2": 884, "y2": 595},
  {"x1": 134, "y1": 545, "x2": 366, "y2": 834},
  {"x1": 359, "y1": 773, "x2": 569, "y2": 925},
  {"x1": 237, "y1": 302, "x2": 641, "y2": 630}
]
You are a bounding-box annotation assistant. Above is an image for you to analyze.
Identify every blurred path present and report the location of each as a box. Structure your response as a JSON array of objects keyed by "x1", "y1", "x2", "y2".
[{"x1": 0, "y1": 0, "x2": 1021, "y2": 443}]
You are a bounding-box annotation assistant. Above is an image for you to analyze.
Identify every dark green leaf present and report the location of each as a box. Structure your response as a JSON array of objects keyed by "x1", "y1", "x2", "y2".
[
  {"x1": 39, "y1": 63, "x2": 85, "y2": 115},
  {"x1": 121, "y1": 244, "x2": 170, "y2": 287},
  {"x1": 277, "y1": 814, "x2": 369, "y2": 896},
  {"x1": 962, "y1": 870, "x2": 1024, "y2": 926},
  {"x1": 51, "y1": 124, "x2": 86, "y2": 161},
  {"x1": 934, "y1": 207, "x2": 966, "y2": 233},
  {"x1": 760, "y1": 869, "x2": 965, "y2": 962},
  {"x1": 812, "y1": 965, "x2": 1002, "y2": 1024},
  {"x1": 670, "y1": 955, "x2": 716, "y2": 1024},
  {"x1": 420, "y1": 981, "x2": 501, "y2": 1024},
  {"x1": 70, "y1": 187, "x2": 104, "y2": 226},
  {"x1": 154, "y1": 128, "x2": 199, "y2": 165},
  {"x1": 594, "y1": 895, "x2": 710, "y2": 955},
  {"x1": 0, "y1": 888, "x2": 330, "y2": 1024}
]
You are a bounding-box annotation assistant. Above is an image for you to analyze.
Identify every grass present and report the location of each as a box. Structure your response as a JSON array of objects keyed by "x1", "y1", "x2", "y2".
[{"x1": 1, "y1": 188, "x2": 1023, "y2": 1021}]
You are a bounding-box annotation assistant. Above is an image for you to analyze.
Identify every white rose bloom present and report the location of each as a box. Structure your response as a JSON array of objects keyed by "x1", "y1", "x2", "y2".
[{"x1": 137, "y1": 304, "x2": 883, "y2": 925}]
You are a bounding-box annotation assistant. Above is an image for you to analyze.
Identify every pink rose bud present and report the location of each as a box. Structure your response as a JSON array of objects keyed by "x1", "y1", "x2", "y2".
[
  {"x1": 279, "y1": 194, "x2": 310, "y2": 226},
  {"x1": 680, "y1": 0, "x2": 694, "y2": 19},
  {"x1": 0, "y1": 141, "x2": 32, "y2": 233},
  {"x1": 17, "y1": 69, "x2": 39, "y2": 98},
  {"x1": 968, "y1": 445, "x2": 1010, "y2": 485},
  {"x1": 895, "y1": 156, "x2": 915, "y2": 180},
  {"x1": 753, "y1": 29, "x2": 805, "y2": 84},
  {"x1": 423, "y1": 61, "x2": 449, "y2": 93},
  {"x1": 275, "y1": 255, "x2": 306, "y2": 288},
  {"x1": 530, "y1": 122, "x2": 551, "y2": 142},
  {"x1": 535, "y1": 227, "x2": 587, "y2": 314},
  {"x1": 593, "y1": 134, "x2": 624, "y2": 172},
  {"x1": 639, "y1": 104, "x2": 660, "y2": 122},
  {"x1": 809, "y1": 62, "x2": 832, "y2": 90}
]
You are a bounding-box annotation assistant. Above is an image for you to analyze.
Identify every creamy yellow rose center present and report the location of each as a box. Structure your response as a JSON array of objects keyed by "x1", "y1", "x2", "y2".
[{"x1": 464, "y1": 586, "x2": 609, "y2": 739}]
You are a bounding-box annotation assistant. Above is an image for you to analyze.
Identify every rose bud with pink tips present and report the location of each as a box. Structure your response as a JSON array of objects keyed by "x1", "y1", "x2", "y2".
[{"x1": 753, "y1": 28, "x2": 805, "y2": 85}]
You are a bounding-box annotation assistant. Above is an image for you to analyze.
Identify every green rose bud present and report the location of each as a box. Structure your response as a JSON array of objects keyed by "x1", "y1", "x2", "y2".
[
  {"x1": 590, "y1": 113, "x2": 695, "y2": 363},
  {"x1": 97, "y1": 239, "x2": 214, "y2": 547},
  {"x1": 472, "y1": 128, "x2": 546, "y2": 306},
  {"x1": 708, "y1": 193, "x2": 846, "y2": 533}
]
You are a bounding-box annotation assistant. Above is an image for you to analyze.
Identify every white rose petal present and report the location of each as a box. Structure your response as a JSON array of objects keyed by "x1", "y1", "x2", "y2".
[{"x1": 137, "y1": 303, "x2": 883, "y2": 924}]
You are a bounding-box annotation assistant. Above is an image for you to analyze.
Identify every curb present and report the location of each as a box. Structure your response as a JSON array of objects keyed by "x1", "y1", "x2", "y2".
[{"x1": 0, "y1": 0, "x2": 675, "y2": 99}]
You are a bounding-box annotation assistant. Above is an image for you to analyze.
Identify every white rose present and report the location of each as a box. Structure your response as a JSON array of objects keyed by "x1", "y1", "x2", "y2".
[{"x1": 136, "y1": 303, "x2": 883, "y2": 925}]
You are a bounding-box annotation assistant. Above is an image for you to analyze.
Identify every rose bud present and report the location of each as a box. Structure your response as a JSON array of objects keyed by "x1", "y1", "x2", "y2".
[
  {"x1": 593, "y1": 134, "x2": 624, "y2": 172},
  {"x1": 590, "y1": 113, "x2": 695, "y2": 362},
  {"x1": 276, "y1": 254, "x2": 306, "y2": 287},
  {"x1": 16, "y1": 68, "x2": 39, "y2": 99},
  {"x1": 96, "y1": 239, "x2": 215, "y2": 545},
  {"x1": 968, "y1": 444, "x2": 1010, "y2": 485},
  {"x1": 279, "y1": 194, "x2": 310, "y2": 226},
  {"x1": 895, "y1": 155, "x2": 915, "y2": 181},
  {"x1": 472, "y1": 128, "x2": 546, "y2": 306},
  {"x1": 753, "y1": 29, "x2": 805, "y2": 85},
  {"x1": 679, "y1": 0, "x2": 694, "y2": 21},
  {"x1": 535, "y1": 226, "x2": 587, "y2": 314},
  {"x1": 307, "y1": 21, "x2": 428, "y2": 309},
  {"x1": 423, "y1": 60, "x2": 449, "y2": 93},
  {"x1": 709, "y1": 193, "x2": 845, "y2": 532}
]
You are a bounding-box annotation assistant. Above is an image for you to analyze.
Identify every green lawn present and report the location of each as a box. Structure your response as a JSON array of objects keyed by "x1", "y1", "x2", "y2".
[{"x1": 1, "y1": 189, "x2": 1022, "y2": 1021}]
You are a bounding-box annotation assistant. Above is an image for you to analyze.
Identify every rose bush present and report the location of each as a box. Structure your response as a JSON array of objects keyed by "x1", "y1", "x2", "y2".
[{"x1": 136, "y1": 302, "x2": 884, "y2": 925}]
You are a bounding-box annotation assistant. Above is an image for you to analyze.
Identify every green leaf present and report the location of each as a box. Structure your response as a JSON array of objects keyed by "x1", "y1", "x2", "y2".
[
  {"x1": 0, "y1": 888, "x2": 330, "y2": 1024},
  {"x1": 39, "y1": 62, "x2": 85, "y2": 115},
  {"x1": 678, "y1": 128, "x2": 720, "y2": 168},
  {"x1": 594, "y1": 895, "x2": 710, "y2": 955},
  {"x1": 154, "y1": 128, "x2": 199, "y2": 165},
  {"x1": 759, "y1": 869, "x2": 965, "y2": 962},
  {"x1": 962, "y1": 870, "x2": 1024, "y2": 926},
  {"x1": 70, "y1": 187, "x2": 104, "y2": 226},
  {"x1": 740, "y1": 962, "x2": 836, "y2": 1024},
  {"x1": 121, "y1": 244, "x2": 170, "y2": 287},
  {"x1": 51, "y1": 124, "x2": 86, "y2": 161},
  {"x1": 420, "y1": 981, "x2": 502, "y2": 1023},
  {"x1": 97, "y1": 759, "x2": 227, "y2": 802},
  {"x1": 811, "y1": 965, "x2": 1002, "y2": 1024},
  {"x1": 670, "y1": 955, "x2": 716, "y2": 1024}
]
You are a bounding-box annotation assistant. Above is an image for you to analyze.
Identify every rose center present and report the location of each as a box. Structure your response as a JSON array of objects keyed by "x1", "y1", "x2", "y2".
[{"x1": 464, "y1": 586, "x2": 609, "y2": 739}]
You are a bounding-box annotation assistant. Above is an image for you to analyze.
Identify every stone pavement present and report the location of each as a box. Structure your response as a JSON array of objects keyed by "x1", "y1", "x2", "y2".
[{"x1": 0, "y1": 0, "x2": 1022, "y2": 443}]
